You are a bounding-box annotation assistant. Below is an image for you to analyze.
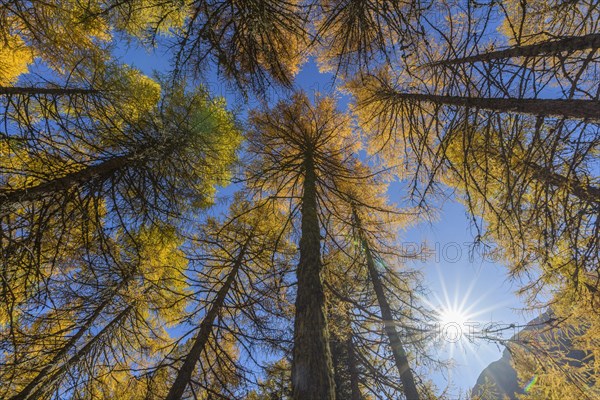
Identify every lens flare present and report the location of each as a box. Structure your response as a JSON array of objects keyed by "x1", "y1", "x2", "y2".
[{"x1": 524, "y1": 375, "x2": 538, "y2": 392}]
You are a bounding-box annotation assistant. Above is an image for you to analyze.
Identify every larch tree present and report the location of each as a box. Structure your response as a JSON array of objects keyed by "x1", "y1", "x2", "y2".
[
  {"x1": 0, "y1": 80, "x2": 241, "y2": 315},
  {"x1": 320, "y1": 169, "x2": 436, "y2": 400},
  {"x1": 3, "y1": 224, "x2": 190, "y2": 400},
  {"x1": 345, "y1": 0, "x2": 599, "y2": 396},
  {"x1": 164, "y1": 196, "x2": 294, "y2": 400},
  {"x1": 313, "y1": 0, "x2": 424, "y2": 78},
  {"x1": 351, "y1": 207, "x2": 420, "y2": 400},
  {"x1": 246, "y1": 92, "x2": 437, "y2": 399},
  {"x1": 0, "y1": 70, "x2": 243, "y2": 398},
  {"x1": 172, "y1": 0, "x2": 310, "y2": 93},
  {"x1": 246, "y1": 92, "x2": 371, "y2": 400},
  {"x1": 347, "y1": 0, "x2": 598, "y2": 290}
]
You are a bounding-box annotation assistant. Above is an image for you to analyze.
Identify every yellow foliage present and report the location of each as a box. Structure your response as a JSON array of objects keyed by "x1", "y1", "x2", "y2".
[
  {"x1": 0, "y1": 33, "x2": 33, "y2": 85},
  {"x1": 11, "y1": 0, "x2": 112, "y2": 74},
  {"x1": 106, "y1": 0, "x2": 187, "y2": 38},
  {"x1": 199, "y1": 0, "x2": 308, "y2": 86},
  {"x1": 247, "y1": 92, "x2": 359, "y2": 200},
  {"x1": 119, "y1": 225, "x2": 189, "y2": 326},
  {"x1": 346, "y1": 69, "x2": 438, "y2": 180},
  {"x1": 498, "y1": 0, "x2": 600, "y2": 45},
  {"x1": 91, "y1": 64, "x2": 162, "y2": 126}
]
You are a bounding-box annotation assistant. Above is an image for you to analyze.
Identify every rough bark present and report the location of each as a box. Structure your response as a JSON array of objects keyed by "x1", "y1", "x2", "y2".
[
  {"x1": 0, "y1": 87, "x2": 98, "y2": 96},
  {"x1": 354, "y1": 210, "x2": 420, "y2": 400},
  {"x1": 165, "y1": 243, "x2": 247, "y2": 400},
  {"x1": 347, "y1": 336, "x2": 362, "y2": 400},
  {"x1": 381, "y1": 92, "x2": 600, "y2": 121},
  {"x1": 0, "y1": 154, "x2": 131, "y2": 210},
  {"x1": 291, "y1": 153, "x2": 336, "y2": 400},
  {"x1": 427, "y1": 33, "x2": 600, "y2": 66}
]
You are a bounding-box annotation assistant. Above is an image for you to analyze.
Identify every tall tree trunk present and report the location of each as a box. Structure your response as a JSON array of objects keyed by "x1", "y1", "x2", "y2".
[
  {"x1": 165, "y1": 243, "x2": 248, "y2": 400},
  {"x1": 520, "y1": 159, "x2": 600, "y2": 204},
  {"x1": 0, "y1": 87, "x2": 98, "y2": 96},
  {"x1": 480, "y1": 146, "x2": 600, "y2": 204},
  {"x1": 380, "y1": 91, "x2": 600, "y2": 121},
  {"x1": 0, "y1": 154, "x2": 131, "y2": 210},
  {"x1": 346, "y1": 336, "x2": 362, "y2": 400},
  {"x1": 10, "y1": 296, "x2": 114, "y2": 400},
  {"x1": 292, "y1": 153, "x2": 335, "y2": 400},
  {"x1": 15, "y1": 304, "x2": 134, "y2": 400},
  {"x1": 353, "y1": 210, "x2": 420, "y2": 400},
  {"x1": 426, "y1": 33, "x2": 600, "y2": 66},
  {"x1": 330, "y1": 333, "x2": 345, "y2": 399},
  {"x1": 0, "y1": 136, "x2": 184, "y2": 212},
  {"x1": 10, "y1": 276, "x2": 134, "y2": 400}
]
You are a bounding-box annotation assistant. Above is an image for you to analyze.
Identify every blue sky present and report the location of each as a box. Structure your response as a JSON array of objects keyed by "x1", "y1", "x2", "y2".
[
  {"x1": 404, "y1": 200, "x2": 530, "y2": 395},
  {"x1": 120, "y1": 41, "x2": 537, "y2": 397}
]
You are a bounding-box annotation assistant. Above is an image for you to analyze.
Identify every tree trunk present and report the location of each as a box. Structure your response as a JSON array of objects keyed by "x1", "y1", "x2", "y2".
[
  {"x1": 10, "y1": 275, "x2": 135, "y2": 400},
  {"x1": 521, "y1": 160, "x2": 600, "y2": 204},
  {"x1": 165, "y1": 243, "x2": 247, "y2": 400},
  {"x1": 16, "y1": 304, "x2": 134, "y2": 400},
  {"x1": 354, "y1": 210, "x2": 420, "y2": 400},
  {"x1": 331, "y1": 334, "x2": 345, "y2": 399},
  {"x1": 0, "y1": 154, "x2": 131, "y2": 210},
  {"x1": 0, "y1": 87, "x2": 98, "y2": 96},
  {"x1": 427, "y1": 33, "x2": 600, "y2": 66},
  {"x1": 10, "y1": 296, "x2": 114, "y2": 400},
  {"x1": 346, "y1": 336, "x2": 362, "y2": 400},
  {"x1": 482, "y1": 147, "x2": 600, "y2": 204},
  {"x1": 363, "y1": 241, "x2": 420, "y2": 400},
  {"x1": 291, "y1": 153, "x2": 335, "y2": 400},
  {"x1": 381, "y1": 91, "x2": 600, "y2": 121}
]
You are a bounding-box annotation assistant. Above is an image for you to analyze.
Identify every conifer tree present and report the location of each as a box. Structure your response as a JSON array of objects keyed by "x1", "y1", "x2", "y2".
[
  {"x1": 346, "y1": 1, "x2": 599, "y2": 396},
  {"x1": 165, "y1": 197, "x2": 293, "y2": 400},
  {"x1": 246, "y1": 92, "x2": 371, "y2": 400}
]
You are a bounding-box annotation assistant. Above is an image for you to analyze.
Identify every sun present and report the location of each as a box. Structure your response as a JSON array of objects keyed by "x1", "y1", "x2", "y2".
[
  {"x1": 417, "y1": 268, "x2": 514, "y2": 358},
  {"x1": 437, "y1": 306, "x2": 471, "y2": 327},
  {"x1": 434, "y1": 305, "x2": 476, "y2": 344}
]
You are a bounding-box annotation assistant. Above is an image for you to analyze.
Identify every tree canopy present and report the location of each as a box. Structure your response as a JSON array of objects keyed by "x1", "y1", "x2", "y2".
[{"x1": 1, "y1": 0, "x2": 598, "y2": 399}]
